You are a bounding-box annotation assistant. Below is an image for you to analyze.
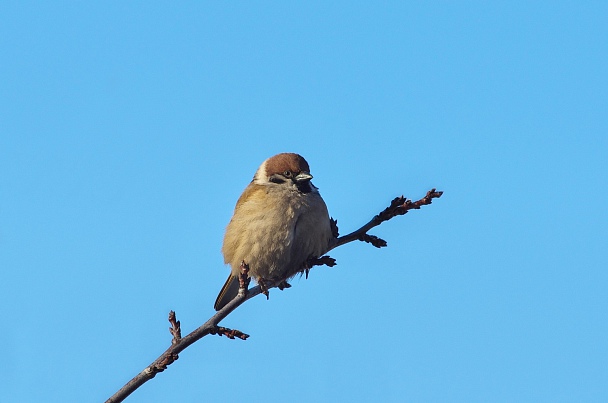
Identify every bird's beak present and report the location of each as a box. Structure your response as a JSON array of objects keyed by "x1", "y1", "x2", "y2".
[{"x1": 294, "y1": 172, "x2": 313, "y2": 182}]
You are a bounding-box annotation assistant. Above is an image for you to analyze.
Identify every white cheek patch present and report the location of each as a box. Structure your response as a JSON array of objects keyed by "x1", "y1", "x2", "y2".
[{"x1": 253, "y1": 159, "x2": 268, "y2": 184}]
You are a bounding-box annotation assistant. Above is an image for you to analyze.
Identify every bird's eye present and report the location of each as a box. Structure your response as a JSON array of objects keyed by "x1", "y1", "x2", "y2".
[{"x1": 283, "y1": 170, "x2": 292, "y2": 177}]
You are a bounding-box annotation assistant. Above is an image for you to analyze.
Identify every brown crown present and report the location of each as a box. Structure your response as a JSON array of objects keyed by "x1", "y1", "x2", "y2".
[{"x1": 263, "y1": 153, "x2": 311, "y2": 176}]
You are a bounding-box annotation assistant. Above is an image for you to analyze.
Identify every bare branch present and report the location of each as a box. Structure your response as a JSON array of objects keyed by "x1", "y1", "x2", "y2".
[
  {"x1": 168, "y1": 311, "x2": 181, "y2": 345},
  {"x1": 105, "y1": 189, "x2": 442, "y2": 403},
  {"x1": 330, "y1": 217, "x2": 339, "y2": 238},
  {"x1": 105, "y1": 283, "x2": 264, "y2": 403},
  {"x1": 210, "y1": 326, "x2": 250, "y2": 340},
  {"x1": 330, "y1": 188, "x2": 443, "y2": 250},
  {"x1": 357, "y1": 233, "x2": 387, "y2": 248}
]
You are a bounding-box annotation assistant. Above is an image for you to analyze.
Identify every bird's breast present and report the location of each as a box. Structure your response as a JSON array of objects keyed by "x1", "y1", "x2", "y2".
[{"x1": 221, "y1": 185, "x2": 331, "y2": 279}]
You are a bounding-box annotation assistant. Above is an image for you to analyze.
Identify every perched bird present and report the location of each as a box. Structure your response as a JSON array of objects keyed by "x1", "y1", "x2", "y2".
[{"x1": 214, "y1": 153, "x2": 333, "y2": 311}]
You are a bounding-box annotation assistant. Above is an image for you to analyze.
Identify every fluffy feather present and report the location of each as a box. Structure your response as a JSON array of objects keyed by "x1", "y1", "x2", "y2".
[{"x1": 214, "y1": 153, "x2": 332, "y2": 310}]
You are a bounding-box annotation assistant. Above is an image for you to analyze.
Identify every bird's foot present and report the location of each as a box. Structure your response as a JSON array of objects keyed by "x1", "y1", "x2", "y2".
[
  {"x1": 277, "y1": 280, "x2": 291, "y2": 290},
  {"x1": 258, "y1": 278, "x2": 270, "y2": 300}
]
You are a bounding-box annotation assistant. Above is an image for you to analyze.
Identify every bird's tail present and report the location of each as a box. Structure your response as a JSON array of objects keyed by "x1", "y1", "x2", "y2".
[{"x1": 214, "y1": 274, "x2": 240, "y2": 311}]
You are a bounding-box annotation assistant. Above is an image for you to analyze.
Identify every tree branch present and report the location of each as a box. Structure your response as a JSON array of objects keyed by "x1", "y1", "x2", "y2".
[
  {"x1": 329, "y1": 188, "x2": 443, "y2": 250},
  {"x1": 105, "y1": 189, "x2": 442, "y2": 403}
]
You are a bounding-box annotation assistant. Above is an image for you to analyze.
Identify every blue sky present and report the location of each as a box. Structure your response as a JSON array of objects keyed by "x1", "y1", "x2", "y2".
[{"x1": 1, "y1": 2, "x2": 606, "y2": 402}]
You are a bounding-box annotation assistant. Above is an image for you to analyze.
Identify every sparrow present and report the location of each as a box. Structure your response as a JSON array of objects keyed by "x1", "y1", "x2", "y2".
[{"x1": 214, "y1": 153, "x2": 333, "y2": 311}]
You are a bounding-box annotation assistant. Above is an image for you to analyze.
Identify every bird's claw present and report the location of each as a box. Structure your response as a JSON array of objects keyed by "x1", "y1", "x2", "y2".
[
  {"x1": 277, "y1": 280, "x2": 291, "y2": 290},
  {"x1": 258, "y1": 278, "x2": 270, "y2": 300}
]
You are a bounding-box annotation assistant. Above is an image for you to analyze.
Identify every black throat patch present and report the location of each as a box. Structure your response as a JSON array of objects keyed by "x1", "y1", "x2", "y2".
[{"x1": 296, "y1": 180, "x2": 313, "y2": 194}]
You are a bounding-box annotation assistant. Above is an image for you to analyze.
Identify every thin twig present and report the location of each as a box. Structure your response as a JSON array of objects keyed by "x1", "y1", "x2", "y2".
[
  {"x1": 210, "y1": 326, "x2": 250, "y2": 340},
  {"x1": 105, "y1": 285, "x2": 264, "y2": 403},
  {"x1": 329, "y1": 188, "x2": 443, "y2": 250},
  {"x1": 168, "y1": 311, "x2": 181, "y2": 345},
  {"x1": 105, "y1": 189, "x2": 442, "y2": 403}
]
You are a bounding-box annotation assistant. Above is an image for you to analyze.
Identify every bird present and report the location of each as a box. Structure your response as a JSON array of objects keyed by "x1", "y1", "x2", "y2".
[{"x1": 214, "y1": 152, "x2": 333, "y2": 311}]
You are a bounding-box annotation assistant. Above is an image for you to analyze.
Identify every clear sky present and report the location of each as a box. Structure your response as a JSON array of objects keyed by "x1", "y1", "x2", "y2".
[{"x1": 1, "y1": 2, "x2": 607, "y2": 402}]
